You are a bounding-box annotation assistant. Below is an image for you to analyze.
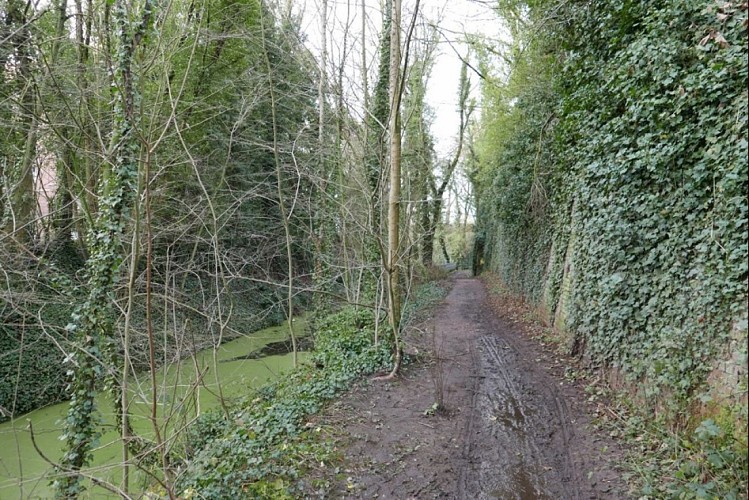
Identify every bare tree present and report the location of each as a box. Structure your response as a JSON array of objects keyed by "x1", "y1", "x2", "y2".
[{"x1": 423, "y1": 60, "x2": 472, "y2": 266}]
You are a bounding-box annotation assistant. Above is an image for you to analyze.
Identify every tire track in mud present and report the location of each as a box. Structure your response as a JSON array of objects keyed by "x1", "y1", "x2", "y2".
[
  {"x1": 454, "y1": 277, "x2": 589, "y2": 500},
  {"x1": 306, "y1": 274, "x2": 625, "y2": 499}
]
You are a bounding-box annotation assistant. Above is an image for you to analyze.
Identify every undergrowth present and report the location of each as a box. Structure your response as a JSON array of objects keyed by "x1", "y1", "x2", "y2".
[
  {"x1": 596, "y1": 382, "x2": 749, "y2": 499},
  {"x1": 170, "y1": 279, "x2": 450, "y2": 498},
  {"x1": 171, "y1": 307, "x2": 392, "y2": 498},
  {"x1": 483, "y1": 271, "x2": 748, "y2": 498},
  {"x1": 401, "y1": 273, "x2": 451, "y2": 327}
]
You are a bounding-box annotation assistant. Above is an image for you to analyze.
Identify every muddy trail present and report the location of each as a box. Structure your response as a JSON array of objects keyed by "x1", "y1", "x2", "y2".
[{"x1": 305, "y1": 273, "x2": 627, "y2": 499}]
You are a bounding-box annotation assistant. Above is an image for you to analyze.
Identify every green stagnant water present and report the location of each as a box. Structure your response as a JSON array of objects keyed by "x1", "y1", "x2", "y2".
[{"x1": 0, "y1": 320, "x2": 308, "y2": 499}]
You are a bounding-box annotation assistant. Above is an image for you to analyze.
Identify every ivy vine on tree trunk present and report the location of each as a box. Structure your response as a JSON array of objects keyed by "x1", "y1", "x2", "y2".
[{"x1": 54, "y1": 0, "x2": 155, "y2": 496}]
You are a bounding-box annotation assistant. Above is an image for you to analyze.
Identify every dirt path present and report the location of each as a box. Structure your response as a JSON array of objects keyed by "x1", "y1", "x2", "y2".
[{"x1": 304, "y1": 274, "x2": 627, "y2": 499}]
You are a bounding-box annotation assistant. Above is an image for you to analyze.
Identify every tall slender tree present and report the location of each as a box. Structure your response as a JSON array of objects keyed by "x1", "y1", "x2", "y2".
[
  {"x1": 366, "y1": 0, "x2": 392, "y2": 199},
  {"x1": 402, "y1": 44, "x2": 437, "y2": 265},
  {"x1": 1, "y1": 0, "x2": 38, "y2": 244},
  {"x1": 423, "y1": 60, "x2": 471, "y2": 265},
  {"x1": 54, "y1": 0, "x2": 156, "y2": 496},
  {"x1": 385, "y1": 0, "x2": 403, "y2": 376}
]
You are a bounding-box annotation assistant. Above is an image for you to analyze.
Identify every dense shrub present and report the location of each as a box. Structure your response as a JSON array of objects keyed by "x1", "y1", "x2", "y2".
[
  {"x1": 0, "y1": 320, "x2": 69, "y2": 420},
  {"x1": 0, "y1": 256, "x2": 76, "y2": 422}
]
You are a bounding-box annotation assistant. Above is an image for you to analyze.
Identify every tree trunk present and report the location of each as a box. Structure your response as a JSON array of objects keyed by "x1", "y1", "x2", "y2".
[
  {"x1": 440, "y1": 234, "x2": 450, "y2": 264},
  {"x1": 55, "y1": 0, "x2": 156, "y2": 495},
  {"x1": 4, "y1": 0, "x2": 37, "y2": 244},
  {"x1": 386, "y1": 0, "x2": 403, "y2": 376}
]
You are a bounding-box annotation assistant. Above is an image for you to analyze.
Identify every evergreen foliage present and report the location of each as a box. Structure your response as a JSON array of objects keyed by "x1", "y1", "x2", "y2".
[
  {"x1": 473, "y1": 0, "x2": 747, "y2": 495},
  {"x1": 365, "y1": 0, "x2": 393, "y2": 198},
  {"x1": 174, "y1": 307, "x2": 392, "y2": 498}
]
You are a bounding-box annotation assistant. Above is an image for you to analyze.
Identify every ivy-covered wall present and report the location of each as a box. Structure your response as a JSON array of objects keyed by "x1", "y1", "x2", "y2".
[
  {"x1": 0, "y1": 254, "x2": 79, "y2": 421},
  {"x1": 0, "y1": 312, "x2": 70, "y2": 419},
  {"x1": 475, "y1": 0, "x2": 747, "y2": 409}
]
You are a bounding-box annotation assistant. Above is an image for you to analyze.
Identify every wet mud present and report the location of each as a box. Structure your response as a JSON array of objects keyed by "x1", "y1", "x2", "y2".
[
  {"x1": 304, "y1": 274, "x2": 627, "y2": 499},
  {"x1": 458, "y1": 285, "x2": 586, "y2": 498}
]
